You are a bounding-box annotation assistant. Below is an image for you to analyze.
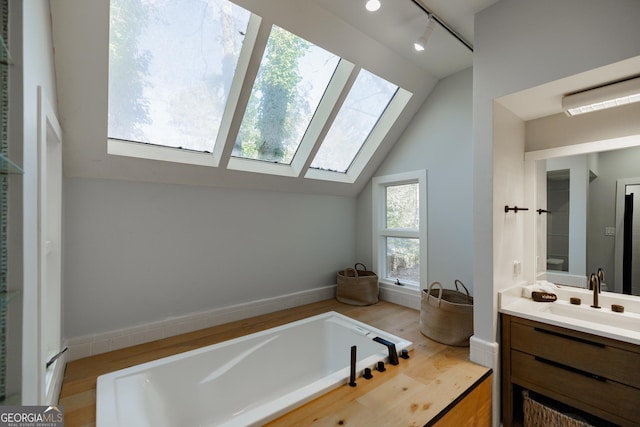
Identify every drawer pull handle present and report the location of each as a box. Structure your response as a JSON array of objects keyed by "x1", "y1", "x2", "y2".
[
  {"x1": 534, "y1": 356, "x2": 607, "y2": 382},
  {"x1": 533, "y1": 327, "x2": 605, "y2": 348}
]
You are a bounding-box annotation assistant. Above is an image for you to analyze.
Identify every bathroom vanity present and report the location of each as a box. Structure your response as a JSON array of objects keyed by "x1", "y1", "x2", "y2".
[{"x1": 500, "y1": 285, "x2": 640, "y2": 426}]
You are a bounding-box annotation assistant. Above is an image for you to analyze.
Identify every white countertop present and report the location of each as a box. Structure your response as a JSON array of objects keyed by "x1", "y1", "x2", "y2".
[{"x1": 499, "y1": 283, "x2": 640, "y2": 346}]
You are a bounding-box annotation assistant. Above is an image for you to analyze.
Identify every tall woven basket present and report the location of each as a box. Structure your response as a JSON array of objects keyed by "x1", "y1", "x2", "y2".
[
  {"x1": 419, "y1": 280, "x2": 473, "y2": 346},
  {"x1": 336, "y1": 263, "x2": 379, "y2": 306}
]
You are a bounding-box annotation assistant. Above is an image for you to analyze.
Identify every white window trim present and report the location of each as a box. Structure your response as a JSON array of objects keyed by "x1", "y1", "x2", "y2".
[{"x1": 372, "y1": 170, "x2": 428, "y2": 290}]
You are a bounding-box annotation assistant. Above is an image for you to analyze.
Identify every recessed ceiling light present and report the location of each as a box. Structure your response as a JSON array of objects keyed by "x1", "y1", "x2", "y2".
[{"x1": 365, "y1": 0, "x2": 381, "y2": 12}]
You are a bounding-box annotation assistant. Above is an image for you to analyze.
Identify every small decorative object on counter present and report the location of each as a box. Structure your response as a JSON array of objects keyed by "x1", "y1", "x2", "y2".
[
  {"x1": 531, "y1": 291, "x2": 557, "y2": 302},
  {"x1": 336, "y1": 263, "x2": 379, "y2": 306},
  {"x1": 420, "y1": 280, "x2": 473, "y2": 346}
]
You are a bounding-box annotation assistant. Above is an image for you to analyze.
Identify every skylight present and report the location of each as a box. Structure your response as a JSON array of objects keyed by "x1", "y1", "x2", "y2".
[
  {"x1": 107, "y1": 0, "x2": 412, "y2": 183},
  {"x1": 233, "y1": 25, "x2": 340, "y2": 165},
  {"x1": 310, "y1": 69, "x2": 398, "y2": 173},
  {"x1": 108, "y1": 0, "x2": 251, "y2": 152}
]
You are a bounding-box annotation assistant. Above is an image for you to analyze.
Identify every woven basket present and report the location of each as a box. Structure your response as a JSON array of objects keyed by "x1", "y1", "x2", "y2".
[
  {"x1": 419, "y1": 280, "x2": 473, "y2": 346},
  {"x1": 523, "y1": 391, "x2": 593, "y2": 427},
  {"x1": 336, "y1": 263, "x2": 379, "y2": 306}
]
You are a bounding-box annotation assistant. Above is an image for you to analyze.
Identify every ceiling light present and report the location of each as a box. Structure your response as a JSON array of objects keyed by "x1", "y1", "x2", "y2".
[
  {"x1": 365, "y1": 0, "x2": 381, "y2": 12},
  {"x1": 562, "y1": 76, "x2": 640, "y2": 116},
  {"x1": 414, "y1": 16, "x2": 436, "y2": 52}
]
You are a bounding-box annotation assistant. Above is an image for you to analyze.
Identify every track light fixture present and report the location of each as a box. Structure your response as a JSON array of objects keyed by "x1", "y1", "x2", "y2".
[
  {"x1": 562, "y1": 76, "x2": 640, "y2": 116},
  {"x1": 363, "y1": 0, "x2": 473, "y2": 52},
  {"x1": 414, "y1": 16, "x2": 436, "y2": 52},
  {"x1": 365, "y1": 0, "x2": 381, "y2": 12}
]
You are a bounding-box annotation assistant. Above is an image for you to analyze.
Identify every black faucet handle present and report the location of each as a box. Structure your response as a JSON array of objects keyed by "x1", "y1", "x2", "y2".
[{"x1": 363, "y1": 367, "x2": 373, "y2": 379}]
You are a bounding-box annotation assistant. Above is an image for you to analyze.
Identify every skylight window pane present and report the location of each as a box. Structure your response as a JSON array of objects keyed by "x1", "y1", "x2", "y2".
[
  {"x1": 233, "y1": 26, "x2": 340, "y2": 164},
  {"x1": 310, "y1": 70, "x2": 398, "y2": 173},
  {"x1": 108, "y1": 0, "x2": 251, "y2": 152}
]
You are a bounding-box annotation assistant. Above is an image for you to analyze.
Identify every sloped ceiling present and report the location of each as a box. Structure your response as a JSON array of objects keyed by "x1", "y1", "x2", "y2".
[{"x1": 50, "y1": 0, "x2": 494, "y2": 196}]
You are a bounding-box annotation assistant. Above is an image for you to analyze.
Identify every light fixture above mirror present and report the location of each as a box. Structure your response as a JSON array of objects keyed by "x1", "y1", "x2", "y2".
[{"x1": 562, "y1": 76, "x2": 640, "y2": 116}]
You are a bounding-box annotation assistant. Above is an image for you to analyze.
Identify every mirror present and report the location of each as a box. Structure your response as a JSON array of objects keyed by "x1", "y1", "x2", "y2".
[{"x1": 538, "y1": 144, "x2": 640, "y2": 295}]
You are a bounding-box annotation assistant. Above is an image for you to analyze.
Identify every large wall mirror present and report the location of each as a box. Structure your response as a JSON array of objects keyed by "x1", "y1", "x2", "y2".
[{"x1": 533, "y1": 141, "x2": 640, "y2": 296}]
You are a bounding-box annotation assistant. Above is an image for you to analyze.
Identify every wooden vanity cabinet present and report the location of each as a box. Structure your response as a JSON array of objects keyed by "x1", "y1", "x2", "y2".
[{"x1": 501, "y1": 314, "x2": 640, "y2": 427}]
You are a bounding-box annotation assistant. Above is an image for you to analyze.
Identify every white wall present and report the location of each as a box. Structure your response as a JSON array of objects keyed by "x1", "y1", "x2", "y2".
[
  {"x1": 492, "y1": 103, "x2": 525, "y2": 295},
  {"x1": 356, "y1": 67, "x2": 473, "y2": 291},
  {"x1": 18, "y1": 1, "x2": 59, "y2": 404},
  {"x1": 474, "y1": 0, "x2": 640, "y2": 424},
  {"x1": 63, "y1": 177, "x2": 355, "y2": 338}
]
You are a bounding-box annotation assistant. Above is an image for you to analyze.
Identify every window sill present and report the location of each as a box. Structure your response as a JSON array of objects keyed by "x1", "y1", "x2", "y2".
[
  {"x1": 378, "y1": 281, "x2": 421, "y2": 310},
  {"x1": 108, "y1": 139, "x2": 220, "y2": 168}
]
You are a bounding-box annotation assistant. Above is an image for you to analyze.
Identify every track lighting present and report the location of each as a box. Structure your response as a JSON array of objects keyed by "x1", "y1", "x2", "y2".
[
  {"x1": 414, "y1": 16, "x2": 436, "y2": 52},
  {"x1": 562, "y1": 76, "x2": 640, "y2": 116},
  {"x1": 365, "y1": 0, "x2": 381, "y2": 12}
]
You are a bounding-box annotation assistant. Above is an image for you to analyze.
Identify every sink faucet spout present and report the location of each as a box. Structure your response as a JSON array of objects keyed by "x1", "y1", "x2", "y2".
[{"x1": 589, "y1": 273, "x2": 601, "y2": 309}]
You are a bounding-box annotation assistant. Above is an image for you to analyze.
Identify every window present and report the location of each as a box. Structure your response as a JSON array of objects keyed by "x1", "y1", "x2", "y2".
[
  {"x1": 310, "y1": 69, "x2": 398, "y2": 173},
  {"x1": 108, "y1": 0, "x2": 252, "y2": 152},
  {"x1": 372, "y1": 171, "x2": 427, "y2": 288},
  {"x1": 107, "y1": 0, "x2": 412, "y2": 182},
  {"x1": 233, "y1": 25, "x2": 340, "y2": 165}
]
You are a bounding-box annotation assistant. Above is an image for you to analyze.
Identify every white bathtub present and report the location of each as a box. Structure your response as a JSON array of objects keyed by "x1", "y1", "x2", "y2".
[{"x1": 96, "y1": 311, "x2": 412, "y2": 427}]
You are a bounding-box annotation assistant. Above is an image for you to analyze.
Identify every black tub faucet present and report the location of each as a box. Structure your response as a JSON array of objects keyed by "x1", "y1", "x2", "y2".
[{"x1": 372, "y1": 336, "x2": 399, "y2": 365}]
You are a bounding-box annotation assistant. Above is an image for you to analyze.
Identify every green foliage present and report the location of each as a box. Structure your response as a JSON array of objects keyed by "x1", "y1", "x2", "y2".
[
  {"x1": 386, "y1": 183, "x2": 419, "y2": 229},
  {"x1": 108, "y1": 0, "x2": 152, "y2": 140},
  {"x1": 236, "y1": 27, "x2": 310, "y2": 162}
]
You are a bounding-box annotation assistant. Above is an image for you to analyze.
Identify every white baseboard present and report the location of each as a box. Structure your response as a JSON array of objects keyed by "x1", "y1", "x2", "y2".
[
  {"x1": 66, "y1": 285, "x2": 336, "y2": 361},
  {"x1": 378, "y1": 284, "x2": 420, "y2": 310},
  {"x1": 469, "y1": 335, "x2": 500, "y2": 427}
]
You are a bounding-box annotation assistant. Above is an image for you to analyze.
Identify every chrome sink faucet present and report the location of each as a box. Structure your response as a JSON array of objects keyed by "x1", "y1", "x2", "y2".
[{"x1": 589, "y1": 273, "x2": 601, "y2": 309}]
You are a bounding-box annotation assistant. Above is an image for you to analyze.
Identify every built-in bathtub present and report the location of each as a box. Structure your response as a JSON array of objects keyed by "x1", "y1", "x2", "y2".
[{"x1": 96, "y1": 311, "x2": 412, "y2": 426}]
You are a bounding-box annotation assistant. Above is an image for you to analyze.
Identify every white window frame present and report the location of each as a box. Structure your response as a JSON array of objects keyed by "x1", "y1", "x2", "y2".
[{"x1": 372, "y1": 170, "x2": 427, "y2": 290}]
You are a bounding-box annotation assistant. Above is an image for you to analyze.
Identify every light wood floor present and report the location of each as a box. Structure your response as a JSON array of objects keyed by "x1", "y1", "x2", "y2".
[{"x1": 59, "y1": 299, "x2": 491, "y2": 426}]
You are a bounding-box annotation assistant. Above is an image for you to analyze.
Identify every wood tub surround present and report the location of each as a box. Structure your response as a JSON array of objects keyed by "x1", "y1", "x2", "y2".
[
  {"x1": 501, "y1": 314, "x2": 640, "y2": 427},
  {"x1": 60, "y1": 300, "x2": 491, "y2": 426}
]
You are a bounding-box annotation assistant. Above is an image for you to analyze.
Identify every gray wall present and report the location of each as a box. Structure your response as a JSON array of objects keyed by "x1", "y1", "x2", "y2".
[
  {"x1": 63, "y1": 178, "x2": 355, "y2": 338},
  {"x1": 473, "y1": 0, "x2": 640, "y2": 346},
  {"x1": 356, "y1": 67, "x2": 474, "y2": 291},
  {"x1": 588, "y1": 146, "x2": 640, "y2": 288}
]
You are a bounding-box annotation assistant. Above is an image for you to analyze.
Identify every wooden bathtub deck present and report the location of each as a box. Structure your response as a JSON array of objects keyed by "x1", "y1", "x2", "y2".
[{"x1": 59, "y1": 299, "x2": 491, "y2": 426}]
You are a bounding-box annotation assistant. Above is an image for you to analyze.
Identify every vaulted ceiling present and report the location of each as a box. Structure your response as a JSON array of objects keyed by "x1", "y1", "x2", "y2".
[{"x1": 50, "y1": 0, "x2": 499, "y2": 196}]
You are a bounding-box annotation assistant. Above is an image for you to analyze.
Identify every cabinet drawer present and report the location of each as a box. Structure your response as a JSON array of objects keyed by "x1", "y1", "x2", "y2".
[
  {"x1": 511, "y1": 320, "x2": 640, "y2": 389},
  {"x1": 511, "y1": 350, "x2": 640, "y2": 426}
]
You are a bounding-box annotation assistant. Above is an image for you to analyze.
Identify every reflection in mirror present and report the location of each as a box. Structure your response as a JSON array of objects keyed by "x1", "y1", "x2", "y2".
[
  {"x1": 546, "y1": 169, "x2": 570, "y2": 272},
  {"x1": 540, "y1": 145, "x2": 640, "y2": 296}
]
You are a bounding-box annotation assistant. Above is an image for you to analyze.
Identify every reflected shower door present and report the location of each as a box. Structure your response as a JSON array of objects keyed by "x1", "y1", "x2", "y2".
[{"x1": 623, "y1": 185, "x2": 640, "y2": 295}]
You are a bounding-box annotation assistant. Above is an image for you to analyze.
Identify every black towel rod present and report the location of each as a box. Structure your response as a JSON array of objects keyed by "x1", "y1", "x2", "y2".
[{"x1": 504, "y1": 205, "x2": 528, "y2": 213}]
